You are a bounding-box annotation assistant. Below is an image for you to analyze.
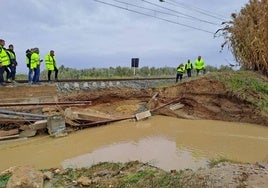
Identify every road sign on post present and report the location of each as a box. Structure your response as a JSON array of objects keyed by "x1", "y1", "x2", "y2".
[{"x1": 131, "y1": 58, "x2": 139, "y2": 76}]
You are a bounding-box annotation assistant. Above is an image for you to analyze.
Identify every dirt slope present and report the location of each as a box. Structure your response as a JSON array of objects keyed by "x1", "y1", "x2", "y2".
[{"x1": 60, "y1": 76, "x2": 268, "y2": 126}]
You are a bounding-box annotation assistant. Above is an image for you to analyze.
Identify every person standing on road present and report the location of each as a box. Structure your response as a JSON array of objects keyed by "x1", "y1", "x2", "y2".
[
  {"x1": 176, "y1": 63, "x2": 185, "y2": 82},
  {"x1": 0, "y1": 39, "x2": 10, "y2": 85},
  {"x1": 31, "y1": 48, "x2": 42, "y2": 84},
  {"x1": 194, "y1": 56, "x2": 205, "y2": 76},
  {"x1": 26, "y1": 49, "x2": 33, "y2": 83},
  {"x1": 0, "y1": 39, "x2": 10, "y2": 83},
  {"x1": 7, "y1": 44, "x2": 18, "y2": 82},
  {"x1": 185, "y1": 59, "x2": 193, "y2": 78},
  {"x1": 45, "y1": 50, "x2": 58, "y2": 82}
]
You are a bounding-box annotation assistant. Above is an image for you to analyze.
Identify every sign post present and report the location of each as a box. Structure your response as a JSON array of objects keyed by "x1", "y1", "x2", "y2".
[{"x1": 131, "y1": 58, "x2": 139, "y2": 76}]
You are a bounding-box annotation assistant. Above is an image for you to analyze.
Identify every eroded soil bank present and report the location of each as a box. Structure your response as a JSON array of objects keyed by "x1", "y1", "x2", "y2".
[{"x1": 60, "y1": 75, "x2": 268, "y2": 126}]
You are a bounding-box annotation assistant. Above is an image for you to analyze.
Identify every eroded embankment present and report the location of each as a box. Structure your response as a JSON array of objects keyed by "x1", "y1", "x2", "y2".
[
  {"x1": 60, "y1": 77, "x2": 268, "y2": 126},
  {"x1": 151, "y1": 77, "x2": 268, "y2": 126}
]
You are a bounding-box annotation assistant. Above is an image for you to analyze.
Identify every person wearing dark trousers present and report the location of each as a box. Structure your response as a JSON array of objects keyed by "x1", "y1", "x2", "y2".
[
  {"x1": 45, "y1": 50, "x2": 58, "y2": 82},
  {"x1": 176, "y1": 63, "x2": 185, "y2": 82},
  {"x1": 0, "y1": 39, "x2": 10, "y2": 84},
  {"x1": 7, "y1": 44, "x2": 18, "y2": 82},
  {"x1": 185, "y1": 59, "x2": 193, "y2": 78},
  {"x1": 26, "y1": 49, "x2": 33, "y2": 83},
  {"x1": 194, "y1": 55, "x2": 206, "y2": 76},
  {"x1": 31, "y1": 48, "x2": 41, "y2": 84},
  {"x1": 0, "y1": 65, "x2": 4, "y2": 86}
]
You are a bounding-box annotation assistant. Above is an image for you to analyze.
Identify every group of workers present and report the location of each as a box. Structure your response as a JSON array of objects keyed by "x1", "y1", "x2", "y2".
[
  {"x1": 0, "y1": 38, "x2": 58, "y2": 86},
  {"x1": 0, "y1": 39, "x2": 18, "y2": 85},
  {"x1": 25, "y1": 48, "x2": 58, "y2": 84},
  {"x1": 176, "y1": 55, "x2": 206, "y2": 82},
  {"x1": 1, "y1": 37, "x2": 205, "y2": 85}
]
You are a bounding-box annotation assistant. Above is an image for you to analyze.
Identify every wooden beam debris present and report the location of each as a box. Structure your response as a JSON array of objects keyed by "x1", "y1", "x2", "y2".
[
  {"x1": 65, "y1": 107, "x2": 113, "y2": 122},
  {"x1": 169, "y1": 103, "x2": 184, "y2": 111},
  {"x1": 0, "y1": 101, "x2": 92, "y2": 107},
  {"x1": 0, "y1": 129, "x2": 19, "y2": 137},
  {"x1": 0, "y1": 134, "x2": 19, "y2": 141},
  {"x1": 0, "y1": 137, "x2": 27, "y2": 144}
]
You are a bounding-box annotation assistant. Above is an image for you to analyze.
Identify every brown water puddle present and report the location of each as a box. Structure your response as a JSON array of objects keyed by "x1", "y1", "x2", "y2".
[{"x1": 0, "y1": 116, "x2": 268, "y2": 171}]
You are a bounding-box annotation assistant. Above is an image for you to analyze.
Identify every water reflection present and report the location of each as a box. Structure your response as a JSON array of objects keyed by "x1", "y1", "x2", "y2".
[
  {"x1": 62, "y1": 117, "x2": 268, "y2": 171},
  {"x1": 62, "y1": 136, "x2": 208, "y2": 171}
]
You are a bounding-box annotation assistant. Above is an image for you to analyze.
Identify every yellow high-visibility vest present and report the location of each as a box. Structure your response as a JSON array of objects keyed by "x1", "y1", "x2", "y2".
[
  {"x1": 0, "y1": 47, "x2": 10, "y2": 66},
  {"x1": 45, "y1": 54, "x2": 58, "y2": 71}
]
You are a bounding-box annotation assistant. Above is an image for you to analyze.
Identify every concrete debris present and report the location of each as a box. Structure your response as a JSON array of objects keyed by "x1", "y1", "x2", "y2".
[
  {"x1": 47, "y1": 115, "x2": 67, "y2": 137},
  {"x1": 29, "y1": 120, "x2": 47, "y2": 130},
  {"x1": 19, "y1": 130, "x2": 37, "y2": 138},
  {"x1": 135, "y1": 110, "x2": 152, "y2": 121}
]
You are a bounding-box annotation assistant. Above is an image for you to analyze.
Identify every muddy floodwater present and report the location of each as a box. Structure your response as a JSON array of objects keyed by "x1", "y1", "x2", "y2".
[{"x1": 0, "y1": 116, "x2": 268, "y2": 172}]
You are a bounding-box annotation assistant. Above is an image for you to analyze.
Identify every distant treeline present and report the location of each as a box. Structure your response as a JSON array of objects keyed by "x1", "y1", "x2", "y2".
[{"x1": 16, "y1": 65, "x2": 233, "y2": 80}]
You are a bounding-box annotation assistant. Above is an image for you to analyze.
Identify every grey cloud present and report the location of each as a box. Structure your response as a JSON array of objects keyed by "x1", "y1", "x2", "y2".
[{"x1": 1, "y1": 0, "x2": 248, "y2": 74}]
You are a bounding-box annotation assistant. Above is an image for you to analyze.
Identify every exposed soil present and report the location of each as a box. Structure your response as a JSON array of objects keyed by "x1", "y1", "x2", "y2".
[
  {"x1": 59, "y1": 77, "x2": 268, "y2": 126},
  {"x1": 1, "y1": 74, "x2": 268, "y2": 187}
]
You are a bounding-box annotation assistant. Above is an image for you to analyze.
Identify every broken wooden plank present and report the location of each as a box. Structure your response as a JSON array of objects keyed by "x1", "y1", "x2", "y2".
[
  {"x1": 65, "y1": 107, "x2": 113, "y2": 122},
  {"x1": 0, "y1": 129, "x2": 19, "y2": 137},
  {"x1": 0, "y1": 101, "x2": 92, "y2": 107},
  {"x1": 152, "y1": 92, "x2": 159, "y2": 99},
  {"x1": 0, "y1": 137, "x2": 27, "y2": 144},
  {"x1": 0, "y1": 134, "x2": 19, "y2": 141},
  {"x1": 151, "y1": 97, "x2": 182, "y2": 112},
  {"x1": 78, "y1": 115, "x2": 134, "y2": 128},
  {"x1": 169, "y1": 103, "x2": 184, "y2": 111},
  {"x1": 135, "y1": 110, "x2": 152, "y2": 121}
]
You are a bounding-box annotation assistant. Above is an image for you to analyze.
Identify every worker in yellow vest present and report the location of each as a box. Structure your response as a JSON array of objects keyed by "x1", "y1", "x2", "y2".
[
  {"x1": 31, "y1": 48, "x2": 42, "y2": 84},
  {"x1": 185, "y1": 59, "x2": 193, "y2": 77},
  {"x1": 45, "y1": 50, "x2": 58, "y2": 82},
  {"x1": 7, "y1": 44, "x2": 18, "y2": 82},
  {"x1": 176, "y1": 63, "x2": 185, "y2": 82},
  {"x1": 194, "y1": 55, "x2": 205, "y2": 76},
  {"x1": 26, "y1": 49, "x2": 33, "y2": 83},
  {"x1": 0, "y1": 39, "x2": 10, "y2": 85}
]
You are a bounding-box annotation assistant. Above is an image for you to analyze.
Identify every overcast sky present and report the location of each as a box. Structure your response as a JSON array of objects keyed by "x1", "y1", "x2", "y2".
[{"x1": 2, "y1": 0, "x2": 248, "y2": 73}]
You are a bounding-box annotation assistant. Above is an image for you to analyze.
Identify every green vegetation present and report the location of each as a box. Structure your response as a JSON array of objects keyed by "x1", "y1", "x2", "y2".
[
  {"x1": 0, "y1": 174, "x2": 11, "y2": 188},
  {"x1": 38, "y1": 161, "x2": 209, "y2": 188},
  {"x1": 10, "y1": 64, "x2": 231, "y2": 80},
  {"x1": 208, "y1": 158, "x2": 240, "y2": 168},
  {"x1": 209, "y1": 70, "x2": 268, "y2": 113},
  {"x1": 39, "y1": 65, "x2": 177, "y2": 80},
  {"x1": 120, "y1": 169, "x2": 157, "y2": 186}
]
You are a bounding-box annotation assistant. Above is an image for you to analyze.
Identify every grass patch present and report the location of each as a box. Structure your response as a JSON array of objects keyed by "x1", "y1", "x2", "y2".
[
  {"x1": 123, "y1": 169, "x2": 156, "y2": 184},
  {"x1": 208, "y1": 158, "x2": 240, "y2": 168},
  {"x1": 0, "y1": 174, "x2": 11, "y2": 188},
  {"x1": 209, "y1": 71, "x2": 268, "y2": 110}
]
